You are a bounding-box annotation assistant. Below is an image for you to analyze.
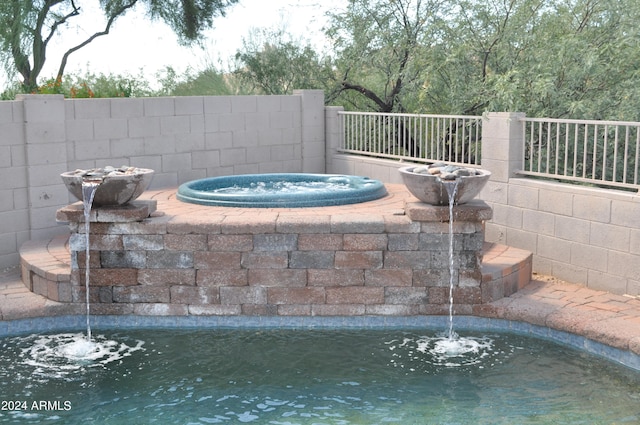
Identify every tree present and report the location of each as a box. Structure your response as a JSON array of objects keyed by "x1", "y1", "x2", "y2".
[
  {"x1": 233, "y1": 27, "x2": 334, "y2": 95},
  {"x1": 155, "y1": 65, "x2": 236, "y2": 96},
  {"x1": 326, "y1": 0, "x2": 450, "y2": 113},
  {"x1": 0, "y1": 0, "x2": 238, "y2": 92},
  {"x1": 418, "y1": 0, "x2": 548, "y2": 115},
  {"x1": 430, "y1": 0, "x2": 640, "y2": 120},
  {"x1": 323, "y1": 0, "x2": 640, "y2": 121}
]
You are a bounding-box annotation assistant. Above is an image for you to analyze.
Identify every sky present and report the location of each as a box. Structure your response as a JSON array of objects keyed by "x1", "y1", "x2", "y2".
[{"x1": 1, "y1": 0, "x2": 343, "y2": 89}]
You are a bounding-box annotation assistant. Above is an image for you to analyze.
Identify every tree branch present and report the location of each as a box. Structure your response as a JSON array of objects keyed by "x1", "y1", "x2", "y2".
[
  {"x1": 341, "y1": 81, "x2": 390, "y2": 112},
  {"x1": 10, "y1": 1, "x2": 33, "y2": 85},
  {"x1": 56, "y1": 0, "x2": 139, "y2": 80},
  {"x1": 32, "y1": 0, "x2": 80, "y2": 79}
]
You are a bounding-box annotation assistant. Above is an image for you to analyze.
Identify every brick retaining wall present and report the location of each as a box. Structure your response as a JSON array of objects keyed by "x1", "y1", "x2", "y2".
[{"x1": 32, "y1": 185, "x2": 505, "y2": 316}]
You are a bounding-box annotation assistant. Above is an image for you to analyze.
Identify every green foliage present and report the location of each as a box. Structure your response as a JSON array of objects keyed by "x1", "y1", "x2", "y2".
[
  {"x1": 2, "y1": 70, "x2": 154, "y2": 99},
  {"x1": 155, "y1": 65, "x2": 235, "y2": 96},
  {"x1": 0, "y1": 0, "x2": 238, "y2": 91},
  {"x1": 326, "y1": 0, "x2": 449, "y2": 112},
  {"x1": 319, "y1": 0, "x2": 640, "y2": 121},
  {"x1": 436, "y1": 0, "x2": 640, "y2": 120},
  {"x1": 232, "y1": 27, "x2": 334, "y2": 95},
  {"x1": 0, "y1": 83, "x2": 22, "y2": 100},
  {"x1": 144, "y1": 0, "x2": 238, "y2": 44}
]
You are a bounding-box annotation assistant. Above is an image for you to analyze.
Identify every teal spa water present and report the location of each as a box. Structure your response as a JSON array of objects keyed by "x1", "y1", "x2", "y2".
[
  {"x1": 176, "y1": 174, "x2": 388, "y2": 207},
  {"x1": 1, "y1": 329, "x2": 639, "y2": 424}
]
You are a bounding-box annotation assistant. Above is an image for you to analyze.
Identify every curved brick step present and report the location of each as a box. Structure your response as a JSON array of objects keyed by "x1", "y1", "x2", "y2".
[
  {"x1": 481, "y1": 242, "x2": 533, "y2": 299},
  {"x1": 20, "y1": 235, "x2": 72, "y2": 302}
]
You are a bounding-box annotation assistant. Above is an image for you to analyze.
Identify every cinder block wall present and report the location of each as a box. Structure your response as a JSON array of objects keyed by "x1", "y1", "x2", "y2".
[
  {"x1": 482, "y1": 174, "x2": 640, "y2": 296},
  {"x1": 0, "y1": 91, "x2": 325, "y2": 268},
  {"x1": 0, "y1": 100, "x2": 29, "y2": 270}
]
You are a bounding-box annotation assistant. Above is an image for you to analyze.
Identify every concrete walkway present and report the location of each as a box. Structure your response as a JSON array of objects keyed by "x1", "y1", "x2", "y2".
[{"x1": 2, "y1": 263, "x2": 640, "y2": 357}]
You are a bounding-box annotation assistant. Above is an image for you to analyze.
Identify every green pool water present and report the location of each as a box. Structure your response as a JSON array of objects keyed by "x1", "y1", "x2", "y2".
[{"x1": 1, "y1": 329, "x2": 639, "y2": 424}]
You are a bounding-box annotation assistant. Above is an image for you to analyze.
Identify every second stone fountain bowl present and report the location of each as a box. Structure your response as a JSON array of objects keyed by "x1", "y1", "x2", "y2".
[{"x1": 398, "y1": 165, "x2": 491, "y2": 205}]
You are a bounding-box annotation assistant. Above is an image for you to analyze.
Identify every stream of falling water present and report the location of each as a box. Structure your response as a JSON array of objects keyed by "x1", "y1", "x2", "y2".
[
  {"x1": 81, "y1": 181, "x2": 101, "y2": 341},
  {"x1": 443, "y1": 180, "x2": 459, "y2": 340},
  {"x1": 416, "y1": 177, "x2": 495, "y2": 363}
]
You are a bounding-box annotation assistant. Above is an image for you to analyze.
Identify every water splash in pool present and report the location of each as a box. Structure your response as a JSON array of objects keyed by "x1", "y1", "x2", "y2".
[
  {"x1": 387, "y1": 333, "x2": 498, "y2": 370},
  {"x1": 436, "y1": 177, "x2": 494, "y2": 361},
  {"x1": 23, "y1": 180, "x2": 147, "y2": 372},
  {"x1": 14, "y1": 333, "x2": 144, "y2": 381}
]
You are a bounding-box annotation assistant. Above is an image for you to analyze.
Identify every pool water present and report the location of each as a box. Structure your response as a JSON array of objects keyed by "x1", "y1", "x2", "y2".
[{"x1": 1, "y1": 329, "x2": 639, "y2": 424}]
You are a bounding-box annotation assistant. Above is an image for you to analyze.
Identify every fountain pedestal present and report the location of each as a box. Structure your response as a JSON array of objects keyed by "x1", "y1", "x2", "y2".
[
  {"x1": 56, "y1": 200, "x2": 157, "y2": 223},
  {"x1": 405, "y1": 200, "x2": 493, "y2": 222},
  {"x1": 403, "y1": 200, "x2": 493, "y2": 314}
]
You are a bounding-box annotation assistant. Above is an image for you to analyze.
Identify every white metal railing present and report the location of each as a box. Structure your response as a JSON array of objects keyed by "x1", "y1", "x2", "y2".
[
  {"x1": 338, "y1": 111, "x2": 482, "y2": 166},
  {"x1": 520, "y1": 117, "x2": 640, "y2": 190}
]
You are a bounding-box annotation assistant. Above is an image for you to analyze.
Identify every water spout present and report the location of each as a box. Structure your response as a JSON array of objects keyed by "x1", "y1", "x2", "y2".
[
  {"x1": 443, "y1": 179, "x2": 459, "y2": 340},
  {"x1": 81, "y1": 180, "x2": 101, "y2": 341}
]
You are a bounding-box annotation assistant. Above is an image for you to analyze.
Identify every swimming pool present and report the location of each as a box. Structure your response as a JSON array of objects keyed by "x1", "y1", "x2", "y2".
[{"x1": 1, "y1": 316, "x2": 639, "y2": 424}]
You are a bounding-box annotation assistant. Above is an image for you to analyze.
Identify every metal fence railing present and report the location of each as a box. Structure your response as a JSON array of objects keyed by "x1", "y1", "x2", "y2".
[
  {"x1": 338, "y1": 111, "x2": 483, "y2": 167},
  {"x1": 520, "y1": 117, "x2": 640, "y2": 190},
  {"x1": 338, "y1": 111, "x2": 640, "y2": 191}
]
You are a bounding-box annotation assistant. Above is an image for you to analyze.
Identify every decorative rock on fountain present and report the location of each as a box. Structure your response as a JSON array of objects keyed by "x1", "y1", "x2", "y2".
[{"x1": 41, "y1": 163, "x2": 510, "y2": 317}]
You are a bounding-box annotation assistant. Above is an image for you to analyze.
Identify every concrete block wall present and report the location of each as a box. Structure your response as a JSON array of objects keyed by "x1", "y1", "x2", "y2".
[
  {"x1": 326, "y1": 111, "x2": 640, "y2": 296},
  {"x1": 0, "y1": 91, "x2": 325, "y2": 269},
  {"x1": 483, "y1": 176, "x2": 640, "y2": 296},
  {"x1": 0, "y1": 100, "x2": 29, "y2": 269},
  {"x1": 63, "y1": 94, "x2": 310, "y2": 186}
]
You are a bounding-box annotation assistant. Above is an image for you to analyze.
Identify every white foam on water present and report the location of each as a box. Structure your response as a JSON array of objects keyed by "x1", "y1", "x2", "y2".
[
  {"x1": 55, "y1": 338, "x2": 101, "y2": 359},
  {"x1": 16, "y1": 333, "x2": 145, "y2": 380},
  {"x1": 429, "y1": 335, "x2": 492, "y2": 358},
  {"x1": 418, "y1": 335, "x2": 493, "y2": 367},
  {"x1": 211, "y1": 181, "x2": 353, "y2": 194},
  {"x1": 387, "y1": 333, "x2": 498, "y2": 370}
]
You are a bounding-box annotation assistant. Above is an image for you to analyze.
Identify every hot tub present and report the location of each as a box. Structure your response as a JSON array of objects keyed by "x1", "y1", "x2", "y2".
[{"x1": 176, "y1": 173, "x2": 388, "y2": 207}]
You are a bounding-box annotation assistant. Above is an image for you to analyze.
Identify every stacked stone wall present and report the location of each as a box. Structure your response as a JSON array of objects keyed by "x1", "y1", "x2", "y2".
[{"x1": 49, "y1": 200, "x2": 494, "y2": 316}]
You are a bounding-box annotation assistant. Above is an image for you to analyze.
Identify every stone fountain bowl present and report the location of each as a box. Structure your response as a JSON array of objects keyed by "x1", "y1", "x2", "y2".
[
  {"x1": 398, "y1": 165, "x2": 490, "y2": 205},
  {"x1": 61, "y1": 167, "x2": 154, "y2": 207}
]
